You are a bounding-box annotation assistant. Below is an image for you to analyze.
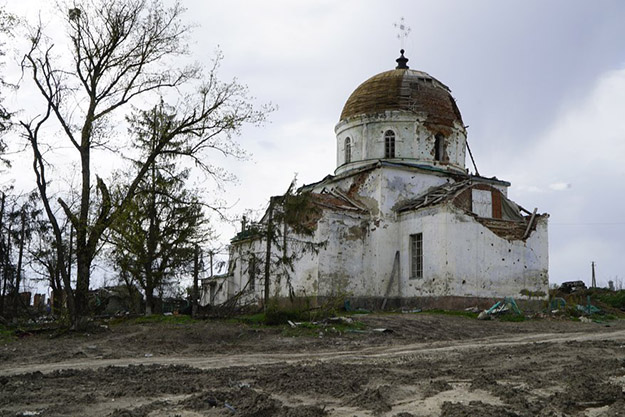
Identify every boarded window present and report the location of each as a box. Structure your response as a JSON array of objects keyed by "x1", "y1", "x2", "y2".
[
  {"x1": 345, "y1": 137, "x2": 351, "y2": 163},
  {"x1": 384, "y1": 130, "x2": 395, "y2": 158},
  {"x1": 472, "y1": 189, "x2": 492, "y2": 218},
  {"x1": 410, "y1": 233, "x2": 423, "y2": 279}
]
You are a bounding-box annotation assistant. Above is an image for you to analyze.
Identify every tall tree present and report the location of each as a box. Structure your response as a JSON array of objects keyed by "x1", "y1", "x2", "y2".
[
  {"x1": 19, "y1": 1, "x2": 268, "y2": 327},
  {"x1": 110, "y1": 164, "x2": 208, "y2": 314},
  {"x1": 110, "y1": 102, "x2": 212, "y2": 315},
  {"x1": 0, "y1": 190, "x2": 13, "y2": 316},
  {"x1": 0, "y1": 191, "x2": 40, "y2": 317}
]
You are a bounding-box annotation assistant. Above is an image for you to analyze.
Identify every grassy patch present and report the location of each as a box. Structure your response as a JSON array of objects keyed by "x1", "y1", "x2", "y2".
[
  {"x1": 419, "y1": 309, "x2": 479, "y2": 319},
  {"x1": 0, "y1": 325, "x2": 16, "y2": 344},
  {"x1": 281, "y1": 320, "x2": 367, "y2": 337},
  {"x1": 110, "y1": 314, "x2": 198, "y2": 325},
  {"x1": 594, "y1": 290, "x2": 625, "y2": 310},
  {"x1": 520, "y1": 288, "x2": 546, "y2": 298},
  {"x1": 231, "y1": 302, "x2": 343, "y2": 326},
  {"x1": 264, "y1": 306, "x2": 314, "y2": 325},
  {"x1": 497, "y1": 313, "x2": 526, "y2": 322},
  {"x1": 228, "y1": 313, "x2": 266, "y2": 326},
  {"x1": 228, "y1": 306, "x2": 367, "y2": 337}
]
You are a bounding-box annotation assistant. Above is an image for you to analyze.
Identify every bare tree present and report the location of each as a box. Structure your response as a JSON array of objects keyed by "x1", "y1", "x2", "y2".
[{"x1": 19, "y1": 0, "x2": 269, "y2": 327}]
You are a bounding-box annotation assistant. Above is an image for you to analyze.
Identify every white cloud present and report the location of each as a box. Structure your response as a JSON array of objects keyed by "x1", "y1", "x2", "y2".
[
  {"x1": 496, "y1": 68, "x2": 625, "y2": 284},
  {"x1": 549, "y1": 182, "x2": 572, "y2": 191}
]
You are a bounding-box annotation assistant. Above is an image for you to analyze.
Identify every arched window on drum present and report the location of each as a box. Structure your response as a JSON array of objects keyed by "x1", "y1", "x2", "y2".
[
  {"x1": 434, "y1": 134, "x2": 444, "y2": 161},
  {"x1": 384, "y1": 130, "x2": 395, "y2": 158}
]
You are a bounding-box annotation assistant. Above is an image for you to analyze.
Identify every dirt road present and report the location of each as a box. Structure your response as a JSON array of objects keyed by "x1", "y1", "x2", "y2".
[{"x1": 2, "y1": 314, "x2": 625, "y2": 416}]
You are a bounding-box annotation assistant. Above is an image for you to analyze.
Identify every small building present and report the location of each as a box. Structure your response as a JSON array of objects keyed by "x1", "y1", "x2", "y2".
[{"x1": 205, "y1": 50, "x2": 549, "y2": 310}]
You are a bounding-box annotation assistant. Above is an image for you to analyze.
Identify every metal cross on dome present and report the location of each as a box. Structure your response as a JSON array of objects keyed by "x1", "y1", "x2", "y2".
[{"x1": 394, "y1": 17, "x2": 411, "y2": 49}]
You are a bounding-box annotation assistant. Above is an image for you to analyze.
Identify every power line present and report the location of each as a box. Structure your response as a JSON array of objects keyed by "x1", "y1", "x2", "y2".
[{"x1": 550, "y1": 222, "x2": 625, "y2": 226}]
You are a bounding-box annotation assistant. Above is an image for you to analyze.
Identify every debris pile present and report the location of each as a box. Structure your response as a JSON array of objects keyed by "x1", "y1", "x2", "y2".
[{"x1": 478, "y1": 297, "x2": 522, "y2": 320}]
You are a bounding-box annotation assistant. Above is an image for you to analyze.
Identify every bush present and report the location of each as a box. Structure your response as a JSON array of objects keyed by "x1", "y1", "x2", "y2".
[
  {"x1": 497, "y1": 313, "x2": 526, "y2": 322},
  {"x1": 594, "y1": 290, "x2": 625, "y2": 309},
  {"x1": 0, "y1": 325, "x2": 16, "y2": 343},
  {"x1": 264, "y1": 305, "x2": 311, "y2": 325}
]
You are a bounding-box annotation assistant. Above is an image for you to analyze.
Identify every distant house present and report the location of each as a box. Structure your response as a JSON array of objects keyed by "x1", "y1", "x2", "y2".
[{"x1": 91, "y1": 285, "x2": 143, "y2": 315}]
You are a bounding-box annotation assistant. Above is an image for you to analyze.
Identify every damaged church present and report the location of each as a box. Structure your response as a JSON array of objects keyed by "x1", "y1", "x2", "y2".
[{"x1": 202, "y1": 50, "x2": 549, "y2": 310}]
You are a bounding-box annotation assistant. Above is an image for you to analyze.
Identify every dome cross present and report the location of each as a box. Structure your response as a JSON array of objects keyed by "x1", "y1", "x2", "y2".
[{"x1": 393, "y1": 17, "x2": 411, "y2": 49}]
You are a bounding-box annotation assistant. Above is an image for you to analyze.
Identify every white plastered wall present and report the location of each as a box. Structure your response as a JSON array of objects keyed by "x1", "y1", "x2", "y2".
[{"x1": 398, "y1": 205, "x2": 549, "y2": 300}]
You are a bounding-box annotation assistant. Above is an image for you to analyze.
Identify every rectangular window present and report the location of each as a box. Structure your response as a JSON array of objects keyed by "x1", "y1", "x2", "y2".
[{"x1": 410, "y1": 233, "x2": 423, "y2": 279}]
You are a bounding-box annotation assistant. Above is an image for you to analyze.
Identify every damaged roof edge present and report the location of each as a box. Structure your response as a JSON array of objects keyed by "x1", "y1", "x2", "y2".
[{"x1": 300, "y1": 160, "x2": 511, "y2": 194}]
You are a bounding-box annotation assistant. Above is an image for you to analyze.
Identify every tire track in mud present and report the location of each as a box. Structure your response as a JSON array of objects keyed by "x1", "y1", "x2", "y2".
[{"x1": 3, "y1": 328, "x2": 625, "y2": 377}]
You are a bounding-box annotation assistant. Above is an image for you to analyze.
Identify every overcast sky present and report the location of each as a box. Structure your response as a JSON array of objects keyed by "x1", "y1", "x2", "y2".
[{"x1": 4, "y1": 0, "x2": 625, "y2": 288}]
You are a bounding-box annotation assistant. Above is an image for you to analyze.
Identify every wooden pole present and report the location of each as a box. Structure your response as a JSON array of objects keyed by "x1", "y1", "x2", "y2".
[
  {"x1": 466, "y1": 138, "x2": 480, "y2": 177},
  {"x1": 192, "y1": 244, "x2": 200, "y2": 318},
  {"x1": 523, "y1": 208, "x2": 538, "y2": 239},
  {"x1": 381, "y1": 251, "x2": 400, "y2": 310}
]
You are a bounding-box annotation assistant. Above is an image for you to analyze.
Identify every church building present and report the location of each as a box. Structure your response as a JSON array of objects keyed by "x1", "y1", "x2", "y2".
[{"x1": 202, "y1": 51, "x2": 549, "y2": 310}]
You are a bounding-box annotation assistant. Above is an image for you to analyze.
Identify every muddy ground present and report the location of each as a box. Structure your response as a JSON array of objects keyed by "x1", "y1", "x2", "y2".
[{"x1": 1, "y1": 313, "x2": 625, "y2": 416}]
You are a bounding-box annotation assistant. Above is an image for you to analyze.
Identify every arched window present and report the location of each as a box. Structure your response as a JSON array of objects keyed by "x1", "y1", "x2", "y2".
[
  {"x1": 434, "y1": 134, "x2": 444, "y2": 161},
  {"x1": 384, "y1": 130, "x2": 395, "y2": 158},
  {"x1": 344, "y1": 137, "x2": 351, "y2": 164}
]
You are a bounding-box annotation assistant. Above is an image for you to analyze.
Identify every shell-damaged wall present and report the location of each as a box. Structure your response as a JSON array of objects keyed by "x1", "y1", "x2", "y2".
[
  {"x1": 217, "y1": 165, "x2": 548, "y2": 308},
  {"x1": 310, "y1": 167, "x2": 548, "y2": 303},
  {"x1": 398, "y1": 205, "x2": 549, "y2": 301}
]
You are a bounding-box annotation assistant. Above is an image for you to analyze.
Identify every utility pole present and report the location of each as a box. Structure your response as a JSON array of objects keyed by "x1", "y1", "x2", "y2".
[
  {"x1": 591, "y1": 261, "x2": 596, "y2": 288},
  {"x1": 192, "y1": 244, "x2": 200, "y2": 318}
]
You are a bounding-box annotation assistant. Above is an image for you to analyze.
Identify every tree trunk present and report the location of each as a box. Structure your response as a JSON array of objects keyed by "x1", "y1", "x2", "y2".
[
  {"x1": 73, "y1": 108, "x2": 94, "y2": 326},
  {"x1": 0, "y1": 192, "x2": 5, "y2": 316},
  {"x1": 144, "y1": 150, "x2": 158, "y2": 316},
  {"x1": 28, "y1": 137, "x2": 77, "y2": 324},
  {"x1": 13, "y1": 210, "x2": 26, "y2": 317},
  {"x1": 67, "y1": 224, "x2": 73, "y2": 286},
  {"x1": 49, "y1": 265, "x2": 62, "y2": 316},
  {"x1": 1, "y1": 224, "x2": 11, "y2": 317},
  {"x1": 145, "y1": 288, "x2": 156, "y2": 316},
  {"x1": 74, "y1": 249, "x2": 91, "y2": 323}
]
